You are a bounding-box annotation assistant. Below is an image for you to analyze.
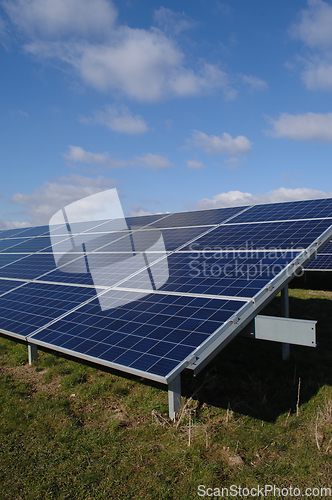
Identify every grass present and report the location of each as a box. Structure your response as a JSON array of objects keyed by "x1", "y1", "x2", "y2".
[{"x1": 1, "y1": 274, "x2": 332, "y2": 499}]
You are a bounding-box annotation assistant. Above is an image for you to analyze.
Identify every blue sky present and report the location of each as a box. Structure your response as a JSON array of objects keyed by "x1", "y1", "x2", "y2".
[{"x1": 1, "y1": 0, "x2": 332, "y2": 227}]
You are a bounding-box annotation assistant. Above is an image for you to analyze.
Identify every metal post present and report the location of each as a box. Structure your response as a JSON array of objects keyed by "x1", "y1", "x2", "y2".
[
  {"x1": 28, "y1": 343, "x2": 38, "y2": 365},
  {"x1": 281, "y1": 285, "x2": 290, "y2": 360},
  {"x1": 168, "y1": 374, "x2": 181, "y2": 420}
]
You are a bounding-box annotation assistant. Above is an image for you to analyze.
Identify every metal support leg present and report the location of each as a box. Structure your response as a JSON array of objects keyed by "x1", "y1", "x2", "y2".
[
  {"x1": 168, "y1": 375, "x2": 181, "y2": 420},
  {"x1": 28, "y1": 343, "x2": 38, "y2": 365},
  {"x1": 281, "y1": 285, "x2": 290, "y2": 360}
]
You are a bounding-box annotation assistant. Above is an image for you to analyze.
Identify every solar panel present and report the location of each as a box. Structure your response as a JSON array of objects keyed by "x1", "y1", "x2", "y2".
[
  {"x1": 227, "y1": 198, "x2": 332, "y2": 223},
  {"x1": 0, "y1": 197, "x2": 332, "y2": 416},
  {"x1": 305, "y1": 240, "x2": 332, "y2": 271}
]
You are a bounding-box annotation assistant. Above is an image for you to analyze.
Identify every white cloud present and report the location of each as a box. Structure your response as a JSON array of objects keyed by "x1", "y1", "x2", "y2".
[
  {"x1": 290, "y1": 0, "x2": 332, "y2": 49},
  {"x1": 23, "y1": 32, "x2": 235, "y2": 101},
  {"x1": 64, "y1": 146, "x2": 172, "y2": 170},
  {"x1": 267, "y1": 187, "x2": 331, "y2": 202},
  {"x1": 72, "y1": 30, "x2": 182, "y2": 100},
  {"x1": 78, "y1": 39, "x2": 233, "y2": 101},
  {"x1": 241, "y1": 74, "x2": 268, "y2": 92},
  {"x1": 10, "y1": 109, "x2": 29, "y2": 117},
  {"x1": 81, "y1": 105, "x2": 148, "y2": 134},
  {"x1": 0, "y1": 218, "x2": 30, "y2": 230},
  {"x1": 224, "y1": 157, "x2": 242, "y2": 170},
  {"x1": 3, "y1": 0, "x2": 244, "y2": 102},
  {"x1": 153, "y1": 7, "x2": 196, "y2": 36},
  {"x1": 300, "y1": 57, "x2": 332, "y2": 91},
  {"x1": 195, "y1": 187, "x2": 332, "y2": 210},
  {"x1": 289, "y1": 0, "x2": 332, "y2": 91},
  {"x1": 266, "y1": 112, "x2": 332, "y2": 141},
  {"x1": 11, "y1": 174, "x2": 117, "y2": 225},
  {"x1": 190, "y1": 130, "x2": 252, "y2": 155},
  {"x1": 129, "y1": 205, "x2": 153, "y2": 217},
  {"x1": 196, "y1": 190, "x2": 257, "y2": 209},
  {"x1": 0, "y1": 15, "x2": 6, "y2": 36},
  {"x1": 64, "y1": 145, "x2": 126, "y2": 168},
  {"x1": 130, "y1": 153, "x2": 173, "y2": 170},
  {"x1": 186, "y1": 160, "x2": 206, "y2": 170},
  {"x1": 64, "y1": 145, "x2": 108, "y2": 164},
  {"x1": 2, "y1": 0, "x2": 117, "y2": 39}
]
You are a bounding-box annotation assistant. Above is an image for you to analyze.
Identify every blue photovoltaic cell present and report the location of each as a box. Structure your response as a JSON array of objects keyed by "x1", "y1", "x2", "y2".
[
  {"x1": 0, "y1": 236, "x2": 53, "y2": 253},
  {"x1": 36, "y1": 226, "x2": 217, "y2": 288},
  {"x1": 0, "y1": 226, "x2": 49, "y2": 240},
  {"x1": 306, "y1": 254, "x2": 332, "y2": 270},
  {"x1": 88, "y1": 226, "x2": 214, "y2": 254},
  {"x1": 321, "y1": 240, "x2": 332, "y2": 253},
  {"x1": 0, "y1": 238, "x2": 32, "y2": 252},
  {"x1": 148, "y1": 205, "x2": 248, "y2": 228},
  {"x1": 0, "y1": 278, "x2": 26, "y2": 296},
  {"x1": 0, "y1": 282, "x2": 96, "y2": 338},
  {"x1": 0, "y1": 227, "x2": 34, "y2": 239},
  {"x1": 0, "y1": 253, "x2": 57, "y2": 280},
  {"x1": 66, "y1": 218, "x2": 128, "y2": 234},
  {"x1": 125, "y1": 213, "x2": 171, "y2": 228},
  {"x1": 227, "y1": 198, "x2": 332, "y2": 224},
  {"x1": 305, "y1": 240, "x2": 332, "y2": 270},
  {"x1": 12, "y1": 226, "x2": 50, "y2": 238},
  {"x1": 35, "y1": 262, "x2": 95, "y2": 286},
  {"x1": 30, "y1": 292, "x2": 246, "y2": 377},
  {"x1": 180, "y1": 219, "x2": 332, "y2": 252},
  {"x1": 119, "y1": 250, "x2": 301, "y2": 298},
  {"x1": 0, "y1": 254, "x2": 30, "y2": 270}
]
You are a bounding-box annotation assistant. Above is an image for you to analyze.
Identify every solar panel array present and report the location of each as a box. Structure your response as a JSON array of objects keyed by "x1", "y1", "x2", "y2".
[{"x1": 1, "y1": 198, "x2": 332, "y2": 384}]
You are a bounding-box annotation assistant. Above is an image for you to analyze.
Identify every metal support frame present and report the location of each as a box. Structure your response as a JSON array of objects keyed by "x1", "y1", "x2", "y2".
[
  {"x1": 28, "y1": 343, "x2": 38, "y2": 365},
  {"x1": 168, "y1": 374, "x2": 181, "y2": 420},
  {"x1": 241, "y1": 315, "x2": 316, "y2": 346},
  {"x1": 281, "y1": 285, "x2": 290, "y2": 360}
]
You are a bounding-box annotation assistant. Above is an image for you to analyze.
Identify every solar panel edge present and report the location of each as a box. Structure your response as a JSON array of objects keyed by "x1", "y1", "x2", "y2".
[
  {"x1": 305, "y1": 268, "x2": 331, "y2": 271},
  {"x1": 0, "y1": 328, "x2": 27, "y2": 341},
  {"x1": 23, "y1": 337, "x2": 169, "y2": 384}
]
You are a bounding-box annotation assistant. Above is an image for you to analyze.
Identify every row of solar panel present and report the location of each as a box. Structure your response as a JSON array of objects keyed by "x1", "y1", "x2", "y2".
[
  {"x1": 0, "y1": 217, "x2": 330, "y2": 299},
  {"x1": 0, "y1": 278, "x2": 247, "y2": 376},
  {"x1": 0, "y1": 219, "x2": 330, "y2": 257},
  {"x1": 1, "y1": 197, "x2": 332, "y2": 242},
  {"x1": 0, "y1": 250, "x2": 302, "y2": 297},
  {"x1": 1, "y1": 198, "x2": 332, "y2": 383}
]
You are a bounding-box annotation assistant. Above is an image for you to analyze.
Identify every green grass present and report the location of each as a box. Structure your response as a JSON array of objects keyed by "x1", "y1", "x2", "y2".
[{"x1": 1, "y1": 280, "x2": 332, "y2": 499}]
